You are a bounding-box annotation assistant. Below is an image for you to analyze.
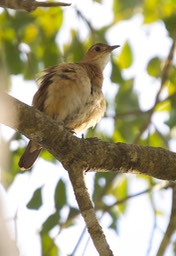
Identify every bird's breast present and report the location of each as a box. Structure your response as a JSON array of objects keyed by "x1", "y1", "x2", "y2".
[
  {"x1": 64, "y1": 87, "x2": 106, "y2": 133},
  {"x1": 37, "y1": 63, "x2": 106, "y2": 133}
]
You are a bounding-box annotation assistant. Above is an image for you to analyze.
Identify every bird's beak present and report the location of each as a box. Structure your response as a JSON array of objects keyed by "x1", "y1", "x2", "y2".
[{"x1": 109, "y1": 45, "x2": 120, "y2": 51}]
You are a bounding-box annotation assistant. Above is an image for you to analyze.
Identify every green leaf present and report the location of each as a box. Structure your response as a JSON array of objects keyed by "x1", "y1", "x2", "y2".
[
  {"x1": 165, "y1": 110, "x2": 176, "y2": 129},
  {"x1": 41, "y1": 233, "x2": 58, "y2": 256},
  {"x1": 118, "y1": 41, "x2": 133, "y2": 69},
  {"x1": 64, "y1": 207, "x2": 80, "y2": 228},
  {"x1": 111, "y1": 60, "x2": 123, "y2": 84},
  {"x1": 41, "y1": 211, "x2": 60, "y2": 235},
  {"x1": 108, "y1": 176, "x2": 128, "y2": 213},
  {"x1": 108, "y1": 207, "x2": 119, "y2": 232},
  {"x1": 115, "y1": 78, "x2": 139, "y2": 112},
  {"x1": 4, "y1": 40, "x2": 24, "y2": 74},
  {"x1": 147, "y1": 57, "x2": 161, "y2": 77},
  {"x1": 66, "y1": 207, "x2": 79, "y2": 221},
  {"x1": 113, "y1": 0, "x2": 142, "y2": 20},
  {"x1": 93, "y1": 172, "x2": 117, "y2": 209},
  {"x1": 164, "y1": 14, "x2": 176, "y2": 37},
  {"x1": 54, "y1": 179, "x2": 67, "y2": 210},
  {"x1": 155, "y1": 99, "x2": 171, "y2": 112},
  {"x1": 143, "y1": 0, "x2": 159, "y2": 23},
  {"x1": 168, "y1": 66, "x2": 176, "y2": 86},
  {"x1": 27, "y1": 186, "x2": 43, "y2": 210}
]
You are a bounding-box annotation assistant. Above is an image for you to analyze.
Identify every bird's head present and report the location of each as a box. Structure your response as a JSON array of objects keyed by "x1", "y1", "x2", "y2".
[{"x1": 82, "y1": 43, "x2": 120, "y2": 70}]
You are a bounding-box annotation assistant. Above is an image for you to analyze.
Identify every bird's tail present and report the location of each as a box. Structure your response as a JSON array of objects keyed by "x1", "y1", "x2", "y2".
[{"x1": 18, "y1": 141, "x2": 42, "y2": 170}]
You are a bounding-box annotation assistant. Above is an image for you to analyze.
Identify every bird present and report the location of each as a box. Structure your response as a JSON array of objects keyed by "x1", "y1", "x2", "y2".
[{"x1": 18, "y1": 43, "x2": 120, "y2": 170}]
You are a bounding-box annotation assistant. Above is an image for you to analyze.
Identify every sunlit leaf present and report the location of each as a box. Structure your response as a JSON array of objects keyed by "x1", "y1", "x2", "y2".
[
  {"x1": 40, "y1": 150, "x2": 56, "y2": 163},
  {"x1": 108, "y1": 176, "x2": 128, "y2": 213},
  {"x1": 54, "y1": 179, "x2": 67, "y2": 210},
  {"x1": 143, "y1": 0, "x2": 159, "y2": 23},
  {"x1": 33, "y1": 8, "x2": 63, "y2": 37},
  {"x1": 113, "y1": 0, "x2": 143, "y2": 21},
  {"x1": 118, "y1": 41, "x2": 133, "y2": 69},
  {"x1": 93, "y1": 172, "x2": 117, "y2": 205},
  {"x1": 108, "y1": 207, "x2": 119, "y2": 232},
  {"x1": 41, "y1": 233, "x2": 58, "y2": 256},
  {"x1": 155, "y1": 100, "x2": 171, "y2": 112},
  {"x1": 41, "y1": 211, "x2": 60, "y2": 234},
  {"x1": 147, "y1": 57, "x2": 161, "y2": 77},
  {"x1": 111, "y1": 60, "x2": 123, "y2": 84},
  {"x1": 168, "y1": 66, "x2": 176, "y2": 86},
  {"x1": 27, "y1": 186, "x2": 43, "y2": 210},
  {"x1": 147, "y1": 131, "x2": 168, "y2": 148},
  {"x1": 23, "y1": 24, "x2": 39, "y2": 44}
]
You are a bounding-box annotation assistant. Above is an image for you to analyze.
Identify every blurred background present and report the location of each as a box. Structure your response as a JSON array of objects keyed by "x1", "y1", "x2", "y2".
[{"x1": 0, "y1": 0, "x2": 176, "y2": 255}]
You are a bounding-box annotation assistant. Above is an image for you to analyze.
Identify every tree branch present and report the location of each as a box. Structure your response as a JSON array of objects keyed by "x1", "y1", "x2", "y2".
[
  {"x1": 156, "y1": 186, "x2": 176, "y2": 256},
  {"x1": 0, "y1": 91, "x2": 176, "y2": 181},
  {"x1": 66, "y1": 162, "x2": 114, "y2": 256},
  {"x1": 0, "y1": 0, "x2": 71, "y2": 12},
  {"x1": 133, "y1": 35, "x2": 176, "y2": 143}
]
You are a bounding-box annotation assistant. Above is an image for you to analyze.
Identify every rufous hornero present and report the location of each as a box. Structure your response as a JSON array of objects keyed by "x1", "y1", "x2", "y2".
[{"x1": 18, "y1": 43, "x2": 120, "y2": 170}]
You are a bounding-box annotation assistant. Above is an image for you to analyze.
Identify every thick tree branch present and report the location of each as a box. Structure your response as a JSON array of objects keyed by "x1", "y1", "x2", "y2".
[
  {"x1": 0, "y1": 0, "x2": 71, "y2": 12},
  {"x1": 0, "y1": 91, "x2": 176, "y2": 181}
]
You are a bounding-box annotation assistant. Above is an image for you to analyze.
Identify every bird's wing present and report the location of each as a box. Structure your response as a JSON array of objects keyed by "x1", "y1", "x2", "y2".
[
  {"x1": 32, "y1": 66, "x2": 58, "y2": 111},
  {"x1": 32, "y1": 63, "x2": 92, "y2": 121}
]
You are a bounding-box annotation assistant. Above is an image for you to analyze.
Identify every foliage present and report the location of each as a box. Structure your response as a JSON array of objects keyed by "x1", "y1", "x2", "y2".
[{"x1": 1, "y1": 0, "x2": 176, "y2": 255}]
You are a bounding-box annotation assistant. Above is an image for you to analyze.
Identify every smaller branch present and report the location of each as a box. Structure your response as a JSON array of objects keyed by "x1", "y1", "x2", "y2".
[
  {"x1": 103, "y1": 181, "x2": 176, "y2": 211},
  {"x1": 71, "y1": 227, "x2": 87, "y2": 256},
  {"x1": 0, "y1": 0, "x2": 71, "y2": 12},
  {"x1": 133, "y1": 36, "x2": 176, "y2": 143},
  {"x1": 110, "y1": 91, "x2": 176, "y2": 121},
  {"x1": 160, "y1": 36, "x2": 176, "y2": 91},
  {"x1": 146, "y1": 180, "x2": 159, "y2": 256},
  {"x1": 76, "y1": 8, "x2": 94, "y2": 33},
  {"x1": 156, "y1": 186, "x2": 176, "y2": 256},
  {"x1": 66, "y1": 162, "x2": 114, "y2": 256}
]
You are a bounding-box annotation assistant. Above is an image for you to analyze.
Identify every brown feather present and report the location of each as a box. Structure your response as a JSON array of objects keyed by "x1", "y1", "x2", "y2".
[{"x1": 18, "y1": 141, "x2": 42, "y2": 170}]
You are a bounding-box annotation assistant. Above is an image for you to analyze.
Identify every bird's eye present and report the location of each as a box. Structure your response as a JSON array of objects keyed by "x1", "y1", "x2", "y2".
[{"x1": 95, "y1": 46, "x2": 101, "y2": 52}]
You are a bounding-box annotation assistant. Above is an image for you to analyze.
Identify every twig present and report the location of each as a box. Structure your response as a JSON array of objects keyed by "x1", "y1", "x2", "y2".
[
  {"x1": 71, "y1": 227, "x2": 87, "y2": 256},
  {"x1": 146, "y1": 179, "x2": 158, "y2": 256},
  {"x1": 0, "y1": 0, "x2": 71, "y2": 12},
  {"x1": 103, "y1": 181, "x2": 176, "y2": 211},
  {"x1": 134, "y1": 36, "x2": 176, "y2": 143},
  {"x1": 156, "y1": 186, "x2": 176, "y2": 256}
]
